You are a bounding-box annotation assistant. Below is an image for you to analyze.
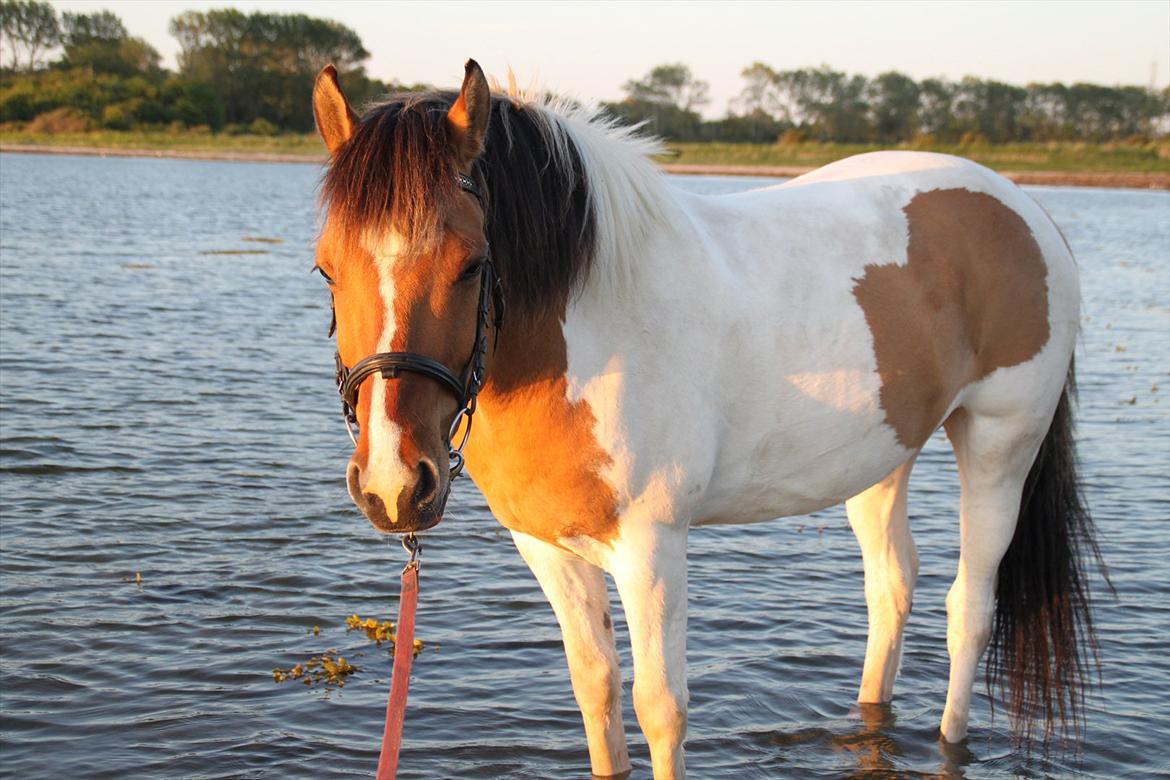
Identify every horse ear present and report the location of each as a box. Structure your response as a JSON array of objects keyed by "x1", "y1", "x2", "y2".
[
  {"x1": 313, "y1": 65, "x2": 358, "y2": 155},
  {"x1": 446, "y1": 59, "x2": 491, "y2": 171}
]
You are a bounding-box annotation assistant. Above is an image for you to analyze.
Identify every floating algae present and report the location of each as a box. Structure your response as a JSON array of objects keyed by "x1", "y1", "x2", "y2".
[
  {"x1": 199, "y1": 249, "x2": 269, "y2": 256},
  {"x1": 346, "y1": 613, "x2": 425, "y2": 658},
  {"x1": 242, "y1": 236, "x2": 283, "y2": 244},
  {"x1": 271, "y1": 614, "x2": 426, "y2": 690},
  {"x1": 272, "y1": 652, "x2": 355, "y2": 687}
]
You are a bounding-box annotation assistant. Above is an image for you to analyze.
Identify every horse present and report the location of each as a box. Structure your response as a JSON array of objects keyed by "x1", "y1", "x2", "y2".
[{"x1": 309, "y1": 60, "x2": 1100, "y2": 779}]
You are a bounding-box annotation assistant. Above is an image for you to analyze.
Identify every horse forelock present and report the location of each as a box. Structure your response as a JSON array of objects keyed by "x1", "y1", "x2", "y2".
[{"x1": 321, "y1": 93, "x2": 461, "y2": 261}]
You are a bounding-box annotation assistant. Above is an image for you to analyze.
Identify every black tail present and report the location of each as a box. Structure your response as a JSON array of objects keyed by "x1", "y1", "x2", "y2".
[{"x1": 987, "y1": 358, "x2": 1108, "y2": 741}]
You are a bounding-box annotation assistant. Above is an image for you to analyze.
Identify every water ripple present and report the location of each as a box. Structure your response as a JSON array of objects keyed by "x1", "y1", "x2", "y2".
[{"x1": 0, "y1": 155, "x2": 1166, "y2": 779}]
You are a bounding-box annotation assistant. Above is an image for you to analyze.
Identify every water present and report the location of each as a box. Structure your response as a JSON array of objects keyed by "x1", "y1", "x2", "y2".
[{"x1": 0, "y1": 153, "x2": 1166, "y2": 779}]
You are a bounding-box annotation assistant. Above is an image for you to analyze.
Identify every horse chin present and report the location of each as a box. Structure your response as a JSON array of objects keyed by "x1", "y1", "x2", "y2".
[{"x1": 362, "y1": 500, "x2": 443, "y2": 535}]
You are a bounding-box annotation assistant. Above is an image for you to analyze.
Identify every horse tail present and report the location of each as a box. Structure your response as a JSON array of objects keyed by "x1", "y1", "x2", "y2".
[{"x1": 987, "y1": 356, "x2": 1107, "y2": 740}]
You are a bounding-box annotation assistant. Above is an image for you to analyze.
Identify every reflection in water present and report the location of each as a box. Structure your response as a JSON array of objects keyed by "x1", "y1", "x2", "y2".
[
  {"x1": 936, "y1": 734, "x2": 977, "y2": 778},
  {"x1": 834, "y1": 703, "x2": 903, "y2": 776},
  {"x1": 765, "y1": 703, "x2": 979, "y2": 778}
]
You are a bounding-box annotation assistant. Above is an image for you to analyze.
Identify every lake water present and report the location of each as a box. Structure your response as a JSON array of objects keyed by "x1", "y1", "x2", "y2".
[{"x1": 0, "y1": 153, "x2": 1167, "y2": 779}]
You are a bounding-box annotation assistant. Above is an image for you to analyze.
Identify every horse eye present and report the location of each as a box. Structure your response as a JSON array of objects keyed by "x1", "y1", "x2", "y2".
[
  {"x1": 312, "y1": 264, "x2": 335, "y2": 285},
  {"x1": 457, "y1": 258, "x2": 485, "y2": 283}
]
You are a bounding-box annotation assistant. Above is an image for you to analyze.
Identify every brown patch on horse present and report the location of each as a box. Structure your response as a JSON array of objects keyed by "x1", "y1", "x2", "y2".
[
  {"x1": 853, "y1": 188, "x2": 1050, "y2": 448},
  {"x1": 462, "y1": 304, "x2": 621, "y2": 546}
]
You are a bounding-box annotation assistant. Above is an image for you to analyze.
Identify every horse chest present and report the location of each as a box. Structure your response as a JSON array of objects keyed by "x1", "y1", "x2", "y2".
[{"x1": 463, "y1": 378, "x2": 623, "y2": 546}]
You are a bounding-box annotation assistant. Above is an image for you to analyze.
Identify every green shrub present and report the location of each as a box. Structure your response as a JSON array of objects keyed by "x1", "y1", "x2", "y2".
[
  {"x1": 100, "y1": 103, "x2": 131, "y2": 130},
  {"x1": 248, "y1": 117, "x2": 278, "y2": 136},
  {"x1": 27, "y1": 107, "x2": 94, "y2": 133}
]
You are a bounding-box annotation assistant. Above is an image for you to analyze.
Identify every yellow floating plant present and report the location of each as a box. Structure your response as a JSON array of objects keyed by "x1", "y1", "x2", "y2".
[
  {"x1": 272, "y1": 652, "x2": 355, "y2": 687},
  {"x1": 273, "y1": 615, "x2": 428, "y2": 689},
  {"x1": 346, "y1": 613, "x2": 403, "y2": 648}
]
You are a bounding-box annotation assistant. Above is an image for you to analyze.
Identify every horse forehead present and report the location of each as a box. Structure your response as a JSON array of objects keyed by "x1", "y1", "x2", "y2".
[
  {"x1": 362, "y1": 228, "x2": 422, "y2": 307},
  {"x1": 364, "y1": 229, "x2": 407, "y2": 276}
]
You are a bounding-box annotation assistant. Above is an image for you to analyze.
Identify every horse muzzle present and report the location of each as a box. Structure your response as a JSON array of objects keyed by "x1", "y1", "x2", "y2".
[{"x1": 347, "y1": 458, "x2": 447, "y2": 534}]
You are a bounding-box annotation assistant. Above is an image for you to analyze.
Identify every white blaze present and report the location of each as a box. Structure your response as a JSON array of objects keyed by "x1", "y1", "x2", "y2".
[{"x1": 361, "y1": 231, "x2": 413, "y2": 502}]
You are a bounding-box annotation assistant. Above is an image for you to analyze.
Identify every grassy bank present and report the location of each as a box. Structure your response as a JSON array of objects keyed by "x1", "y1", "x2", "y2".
[
  {"x1": 0, "y1": 129, "x2": 323, "y2": 157},
  {"x1": 2, "y1": 129, "x2": 1168, "y2": 178},
  {"x1": 660, "y1": 139, "x2": 1170, "y2": 173}
]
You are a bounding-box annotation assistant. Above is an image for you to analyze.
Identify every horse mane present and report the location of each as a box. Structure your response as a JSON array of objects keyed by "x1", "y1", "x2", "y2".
[{"x1": 320, "y1": 85, "x2": 669, "y2": 322}]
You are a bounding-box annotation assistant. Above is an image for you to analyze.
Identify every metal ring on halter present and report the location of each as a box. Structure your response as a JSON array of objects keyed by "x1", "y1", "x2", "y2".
[
  {"x1": 448, "y1": 403, "x2": 475, "y2": 453},
  {"x1": 343, "y1": 410, "x2": 359, "y2": 447},
  {"x1": 448, "y1": 450, "x2": 465, "y2": 480}
]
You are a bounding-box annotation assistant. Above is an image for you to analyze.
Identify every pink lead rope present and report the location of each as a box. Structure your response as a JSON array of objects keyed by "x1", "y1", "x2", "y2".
[{"x1": 375, "y1": 536, "x2": 421, "y2": 780}]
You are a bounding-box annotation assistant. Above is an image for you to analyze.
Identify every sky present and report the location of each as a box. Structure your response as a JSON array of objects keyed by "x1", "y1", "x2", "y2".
[{"x1": 50, "y1": 0, "x2": 1170, "y2": 118}]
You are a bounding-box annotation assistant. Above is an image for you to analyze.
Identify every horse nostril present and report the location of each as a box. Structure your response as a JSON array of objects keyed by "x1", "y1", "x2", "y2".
[{"x1": 413, "y1": 458, "x2": 439, "y2": 509}]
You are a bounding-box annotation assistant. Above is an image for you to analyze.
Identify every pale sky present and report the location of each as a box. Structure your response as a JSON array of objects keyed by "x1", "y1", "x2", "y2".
[{"x1": 50, "y1": 0, "x2": 1170, "y2": 118}]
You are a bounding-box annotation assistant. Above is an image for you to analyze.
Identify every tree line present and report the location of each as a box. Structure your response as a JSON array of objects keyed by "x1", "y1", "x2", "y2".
[
  {"x1": 606, "y1": 63, "x2": 1170, "y2": 144},
  {"x1": 2, "y1": 0, "x2": 1167, "y2": 144},
  {"x1": 0, "y1": 1, "x2": 397, "y2": 133}
]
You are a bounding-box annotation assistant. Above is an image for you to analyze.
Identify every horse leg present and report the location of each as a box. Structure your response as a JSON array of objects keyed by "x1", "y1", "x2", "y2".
[
  {"x1": 846, "y1": 455, "x2": 919, "y2": 703},
  {"x1": 939, "y1": 407, "x2": 1045, "y2": 742},
  {"x1": 512, "y1": 531, "x2": 630, "y2": 777},
  {"x1": 610, "y1": 525, "x2": 689, "y2": 780}
]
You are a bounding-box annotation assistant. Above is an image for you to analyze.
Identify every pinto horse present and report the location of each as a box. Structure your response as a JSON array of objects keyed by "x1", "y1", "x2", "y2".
[{"x1": 310, "y1": 61, "x2": 1099, "y2": 778}]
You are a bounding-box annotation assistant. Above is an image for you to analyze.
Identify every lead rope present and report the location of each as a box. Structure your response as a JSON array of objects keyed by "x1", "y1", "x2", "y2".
[{"x1": 375, "y1": 534, "x2": 421, "y2": 780}]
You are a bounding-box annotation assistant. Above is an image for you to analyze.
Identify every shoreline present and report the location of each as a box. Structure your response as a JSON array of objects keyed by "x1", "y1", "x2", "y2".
[{"x1": 2, "y1": 142, "x2": 1167, "y2": 190}]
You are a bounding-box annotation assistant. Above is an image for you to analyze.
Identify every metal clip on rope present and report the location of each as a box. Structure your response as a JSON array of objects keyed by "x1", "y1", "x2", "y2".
[{"x1": 401, "y1": 533, "x2": 421, "y2": 572}]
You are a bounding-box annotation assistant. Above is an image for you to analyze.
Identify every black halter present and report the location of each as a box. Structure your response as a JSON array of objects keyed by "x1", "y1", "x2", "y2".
[{"x1": 334, "y1": 172, "x2": 503, "y2": 479}]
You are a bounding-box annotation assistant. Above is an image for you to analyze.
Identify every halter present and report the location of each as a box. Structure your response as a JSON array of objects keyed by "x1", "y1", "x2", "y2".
[{"x1": 334, "y1": 172, "x2": 503, "y2": 482}]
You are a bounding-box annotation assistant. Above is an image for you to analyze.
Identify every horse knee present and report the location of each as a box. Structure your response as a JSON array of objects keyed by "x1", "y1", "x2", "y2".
[
  {"x1": 570, "y1": 651, "x2": 620, "y2": 720},
  {"x1": 633, "y1": 681, "x2": 687, "y2": 746}
]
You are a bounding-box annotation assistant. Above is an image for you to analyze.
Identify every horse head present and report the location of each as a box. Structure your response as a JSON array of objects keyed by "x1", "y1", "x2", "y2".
[{"x1": 312, "y1": 61, "x2": 495, "y2": 534}]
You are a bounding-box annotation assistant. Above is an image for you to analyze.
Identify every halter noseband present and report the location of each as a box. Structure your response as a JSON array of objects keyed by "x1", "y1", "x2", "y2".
[{"x1": 333, "y1": 172, "x2": 503, "y2": 482}]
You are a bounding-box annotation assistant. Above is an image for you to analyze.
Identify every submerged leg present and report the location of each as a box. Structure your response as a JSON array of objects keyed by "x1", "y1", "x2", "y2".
[
  {"x1": 610, "y1": 525, "x2": 689, "y2": 780},
  {"x1": 512, "y1": 531, "x2": 630, "y2": 777},
  {"x1": 846, "y1": 456, "x2": 919, "y2": 703},
  {"x1": 940, "y1": 408, "x2": 1044, "y2": 742}
]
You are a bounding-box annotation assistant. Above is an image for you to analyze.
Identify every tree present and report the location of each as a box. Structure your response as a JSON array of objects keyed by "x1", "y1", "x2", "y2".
[
  {"x1": 734, "y1": 61, "x2": 791, "y2": 119},
  {"x1": 953, "y1": 77, "x2": 1027, "y2": 142},
  {"x1": 59, "y1": 10, "x2": 159, "y2": 76},
  {"x1": 917, "y1": 78, "x2": 954, "y2": 139},
  {"x1": 771, "y1": 66, "x2": 871, "y2": 141},
  {"x1": 602, "y1": 97, "x2": 703, "y2": 140},
  {"x1": 867, "y1": 71, "x2": 920, "y2": 143},
  {"x1": 0, "y1": 0, "x2": 60, "y2": 71},
  {"x1": 170, "y1": 9, "x2": 370, "y2": 129},
  {"x1": 622, "y1": 63, "x2": 710, "y2": 112},
  {"x1": 62, "y1": 9, "x2": 125, "y2": 43}
]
